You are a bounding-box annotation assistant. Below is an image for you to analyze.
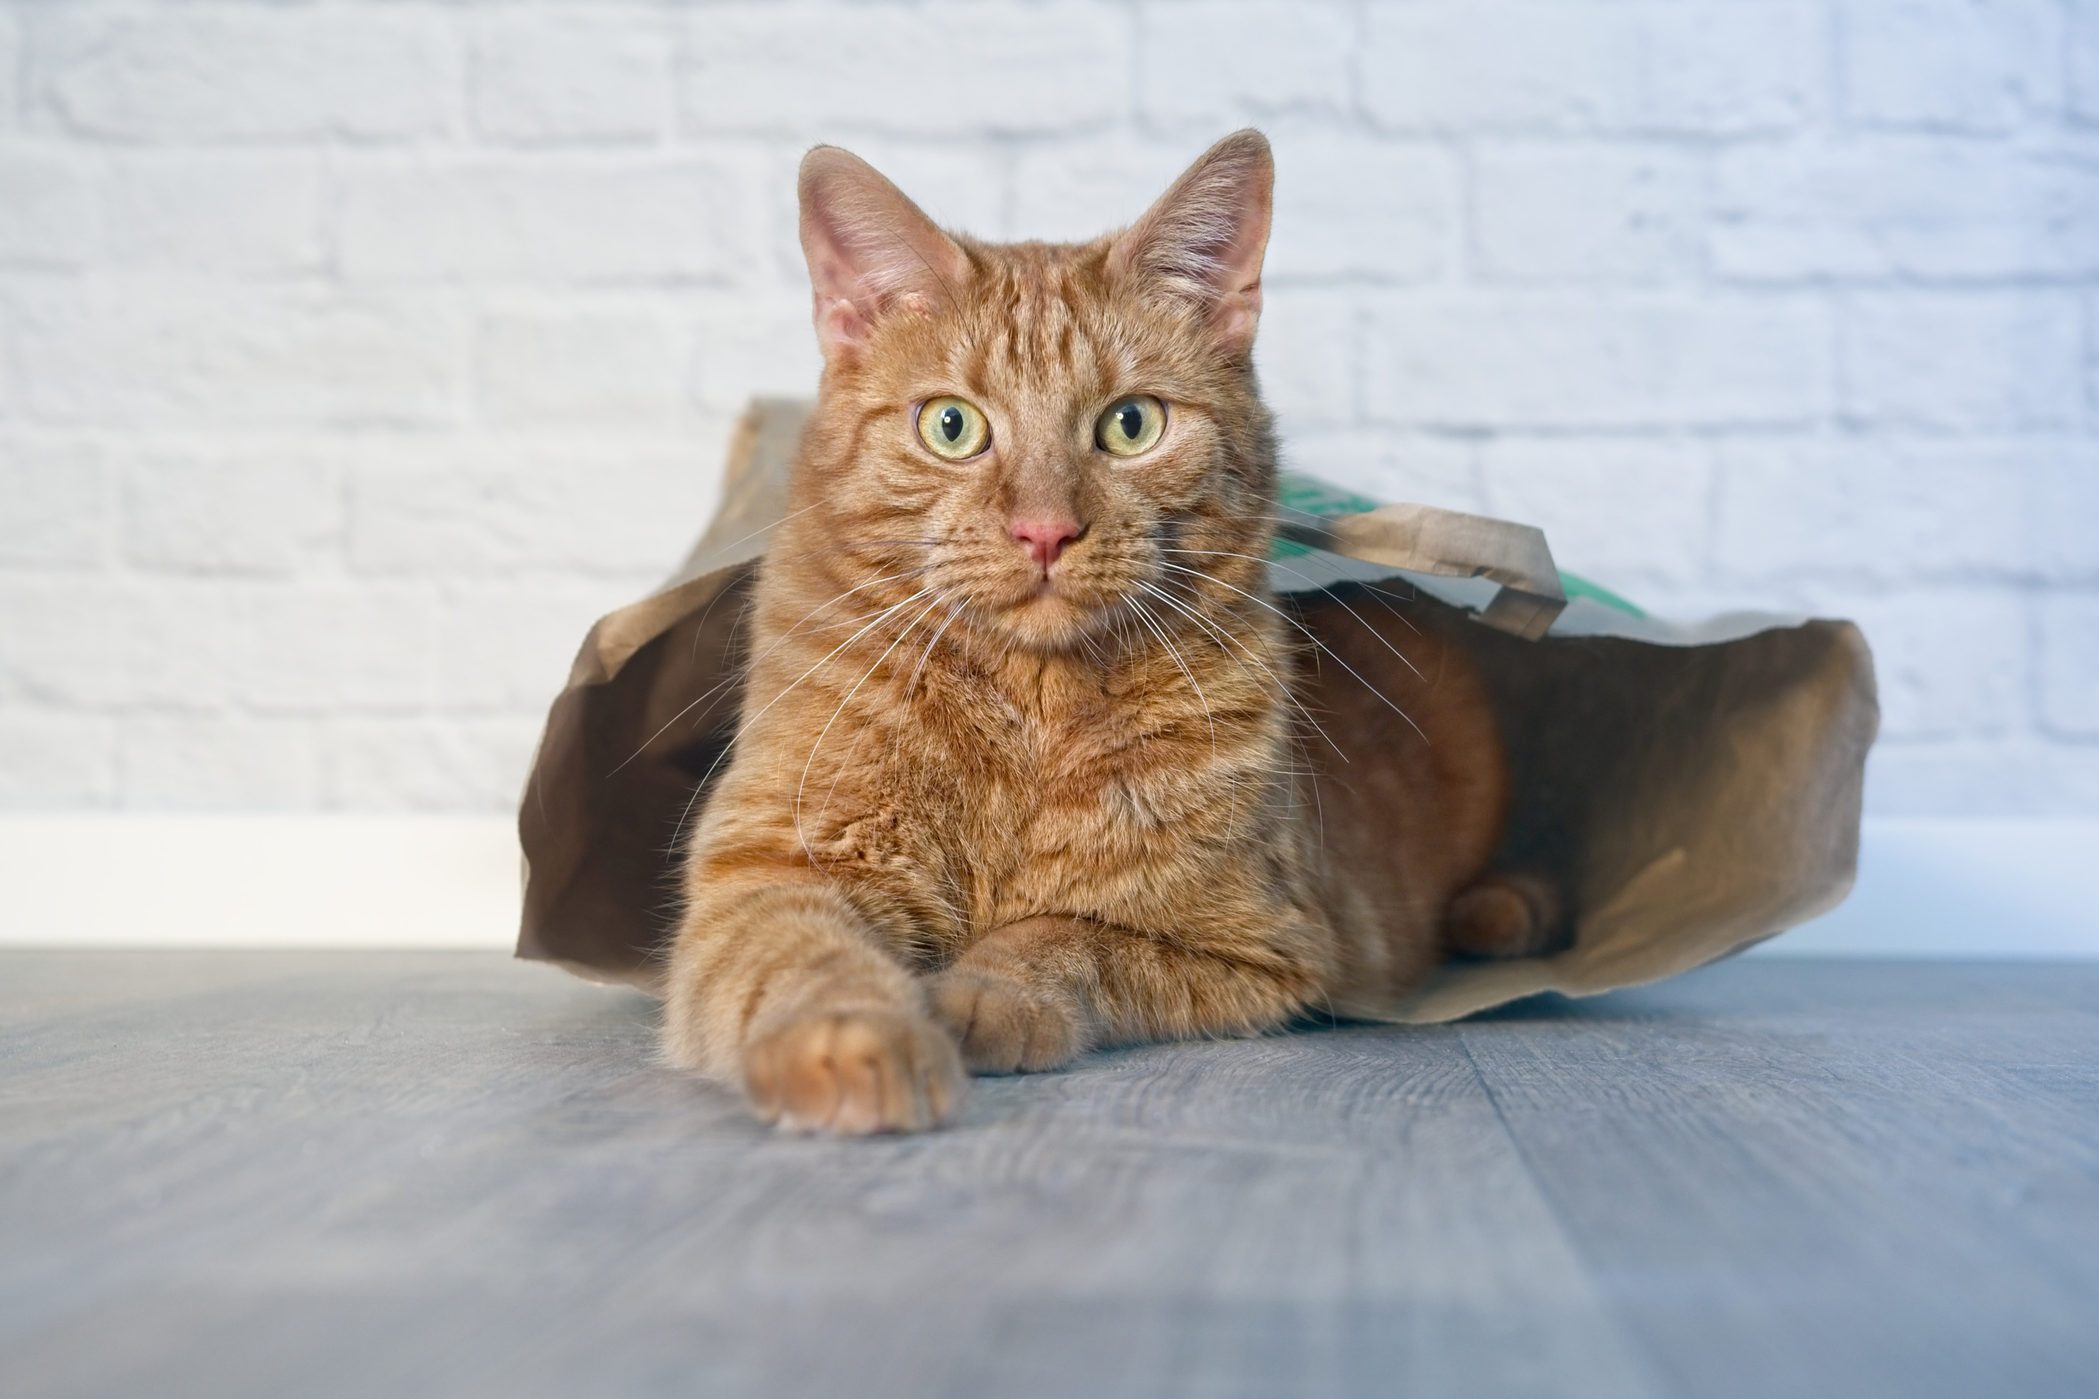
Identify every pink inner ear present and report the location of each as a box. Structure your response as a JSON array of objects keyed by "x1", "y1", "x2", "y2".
[
  {"x1": 798, "y1": 146, "x2": 970, "y2": 361},
  {"x1": 1110, "y1": 132, "x2": 1274, "y2": 353},
  {"x1": 815, "y1": 296, "x2": 871, "y2": 354},
  {"x1": 1211, "y1": 291, "x2": 1261, "y2": 354}
]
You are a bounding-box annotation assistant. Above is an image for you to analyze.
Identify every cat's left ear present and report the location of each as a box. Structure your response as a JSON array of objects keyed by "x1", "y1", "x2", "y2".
[
  {"x1": 798, "y1": 146, "x2": 972, "y2": 360},
  {"x1": 1108, "y1": 129, "x2": 1274, "y2": 355}
]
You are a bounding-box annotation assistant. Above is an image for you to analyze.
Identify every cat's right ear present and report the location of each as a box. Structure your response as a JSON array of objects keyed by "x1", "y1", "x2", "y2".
[{"x1": 798, "y1": 147, "x2": 971, "y2": 360}]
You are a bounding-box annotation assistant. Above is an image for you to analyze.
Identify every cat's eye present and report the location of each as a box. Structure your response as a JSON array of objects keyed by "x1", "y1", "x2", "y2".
[
  {"x1": 1095, "y1": 395, "x2": 1166, "y2": 458},
  {"x1": 915, "y1": 396, "x2": 991, "y2": 460}
]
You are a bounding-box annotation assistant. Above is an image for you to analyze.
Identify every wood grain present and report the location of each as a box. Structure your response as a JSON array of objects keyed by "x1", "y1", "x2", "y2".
[{"x1": 2, "y1": 953, "x2": 2092, "y2": 1398}]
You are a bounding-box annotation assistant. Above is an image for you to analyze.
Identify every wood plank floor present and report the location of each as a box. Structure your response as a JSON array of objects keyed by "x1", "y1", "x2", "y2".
[{"x1": 3, "y1": 952, "x2": 2095, "y2": 1399}]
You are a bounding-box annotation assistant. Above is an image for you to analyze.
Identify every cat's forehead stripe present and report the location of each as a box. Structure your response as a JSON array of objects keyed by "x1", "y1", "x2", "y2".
[{"x1": 958, "y1": 250, "x2": 1117, "y2": 399}]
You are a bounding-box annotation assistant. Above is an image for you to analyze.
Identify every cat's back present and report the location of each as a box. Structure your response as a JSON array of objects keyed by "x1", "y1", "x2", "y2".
[{"x1": 1286, "y1": 586, "x2": 1513, "y2": 1002}]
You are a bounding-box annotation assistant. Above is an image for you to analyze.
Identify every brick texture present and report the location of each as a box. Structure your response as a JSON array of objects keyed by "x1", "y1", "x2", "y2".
[
  {"x1": 2075, "y1": 1, "x2": 2099, "y2": 123},
  {"x1": 0, "y1": 12, "x2": 19, "y2": 135},
  {"x1": 2040, "y1": 594, "x2": 2099, "y2": 736},
  {"x1": 34, "y1": 8, "x2": 458, "y2": 143},
  {"x1": 1839, "y1": 0, "x2": 2059, "y2": 134},
  {"x1": 469, "y1": 10, "x2": 675, "y2": 146},
  {"x1": 0, "y1": 0, "x2": 2089, "y2": 815}
]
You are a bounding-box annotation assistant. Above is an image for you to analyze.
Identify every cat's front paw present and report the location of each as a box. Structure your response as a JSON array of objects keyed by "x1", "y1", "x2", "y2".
[
  {"x1": 928, "y1": 967, "x2": 1086, "y2": 1074},
  {"x1": 743, "y1": 1010, "x2": 965, "y2": 1134}
]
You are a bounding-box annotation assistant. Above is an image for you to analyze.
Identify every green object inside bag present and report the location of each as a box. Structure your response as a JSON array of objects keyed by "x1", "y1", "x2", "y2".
[{"x1": 1273, "y1": 471, "x2": 1644, "y2": 620}]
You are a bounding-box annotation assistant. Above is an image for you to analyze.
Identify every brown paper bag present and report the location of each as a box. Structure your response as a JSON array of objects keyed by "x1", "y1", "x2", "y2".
[{"x1": 517, "y1": 399, "x2": 1879, "y2": 1022}]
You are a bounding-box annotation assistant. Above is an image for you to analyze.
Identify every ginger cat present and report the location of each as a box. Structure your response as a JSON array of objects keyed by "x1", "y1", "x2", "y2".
[{"x1": 664, "y1": 131, "x2": 1555, "y2": 1133}]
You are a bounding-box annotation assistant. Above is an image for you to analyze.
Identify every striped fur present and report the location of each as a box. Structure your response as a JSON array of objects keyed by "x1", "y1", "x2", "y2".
[{"x1": 662, "y1": 132, "x2": 1533, "y2": 1133}]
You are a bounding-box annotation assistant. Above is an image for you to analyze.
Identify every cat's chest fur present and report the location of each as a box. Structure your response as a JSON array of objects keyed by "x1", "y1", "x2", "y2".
[{"x1": 815, "y1": 648, "x2": 1285, "y2": 945}]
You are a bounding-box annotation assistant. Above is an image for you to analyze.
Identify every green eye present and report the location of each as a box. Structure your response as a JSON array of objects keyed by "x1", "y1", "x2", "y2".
[
  {"x1": 1095, "y1": 395, "x2": 1166, "y2": 457},
  {"x1": 916, "y1": 396, "x2": 990, "y2": 460}
]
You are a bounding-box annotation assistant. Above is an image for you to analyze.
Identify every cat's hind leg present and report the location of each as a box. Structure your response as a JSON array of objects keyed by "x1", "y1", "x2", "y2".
[{"x1": 1444, "y1": 872, "x2": 1566, "y2": 961}]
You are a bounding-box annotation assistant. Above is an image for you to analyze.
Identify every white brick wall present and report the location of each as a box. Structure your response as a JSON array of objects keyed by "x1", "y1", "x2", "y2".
[{"x1": 0, "y1": 0, "x2": 2092, "y2": 816}]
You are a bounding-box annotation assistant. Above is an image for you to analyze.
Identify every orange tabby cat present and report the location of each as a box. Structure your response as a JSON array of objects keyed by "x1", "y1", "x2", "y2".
[{"x1": 664, "y1": 131, "x2": 1554, "y2": 1133}]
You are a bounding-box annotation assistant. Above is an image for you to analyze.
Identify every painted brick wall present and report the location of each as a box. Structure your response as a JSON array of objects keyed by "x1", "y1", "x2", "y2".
[{"x1": 1, "y1": 0, "x2": 2094, "y2": 815}]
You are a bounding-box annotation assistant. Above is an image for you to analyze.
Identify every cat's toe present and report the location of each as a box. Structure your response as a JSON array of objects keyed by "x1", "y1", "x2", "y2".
[
  {"x1": 928, "y1": 968, "x2": 1085, "y2": 1075},
  {"x1": 743, "y1": 1009, "x2": 966, "y2": 1134}
]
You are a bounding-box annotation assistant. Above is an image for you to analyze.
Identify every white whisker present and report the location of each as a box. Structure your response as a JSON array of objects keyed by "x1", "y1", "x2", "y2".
[
  {"x1": 669, "y1": 584, "x2": 938, "y2": 851},
  {"x1": 1159, "y1": 560, "x2": 1426, "y2": 743},
  {"x1": 688, "y1": 501, "x2": 823, "y2": 572},
  {"x1": 793, "y1": 591, "x2": 950, "y2": 865},
  {"x1": 1127, "y1": 594, "x2": 1217, "y2": 756},
  {"x1": 1137, "y1": 580, "x2": 1347, "y2": 762},
  {"x1": 1167, "y1": 546, "x2": 1425, "y2": 678},
  {"x1": 607, "y1": 565, "x2": 933, "y2": 778}
]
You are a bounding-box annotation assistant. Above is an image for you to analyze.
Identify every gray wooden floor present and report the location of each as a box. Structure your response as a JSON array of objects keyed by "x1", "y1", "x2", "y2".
[{"x1": 2, "y1": 953, "x2": 2095, "y2": 1399}]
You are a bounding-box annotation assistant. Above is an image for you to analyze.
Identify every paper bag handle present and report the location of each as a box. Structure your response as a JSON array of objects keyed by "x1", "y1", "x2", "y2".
[{"x1": 1278, "y1": 503, "x2": 1567, "y2": 641}]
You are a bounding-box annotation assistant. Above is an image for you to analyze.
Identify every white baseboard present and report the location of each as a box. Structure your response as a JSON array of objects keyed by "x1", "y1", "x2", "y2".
[
  {"x1": 0, "y1": 816, "x2": 522, "y2": 950},
  {"x1": 0, "y1": 814, "x2": 2092, "y2": 958}
]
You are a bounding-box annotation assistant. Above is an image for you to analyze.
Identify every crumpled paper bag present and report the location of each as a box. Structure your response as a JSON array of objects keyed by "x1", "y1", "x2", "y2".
[{"x1": 517, "y1": 399, "x2": 1879, "y2": 1023}]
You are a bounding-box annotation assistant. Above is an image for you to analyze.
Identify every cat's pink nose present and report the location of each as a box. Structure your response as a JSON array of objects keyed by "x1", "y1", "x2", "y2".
[{"x1": 1011, "y1": 518, "x2": 1082, "y2": 571}]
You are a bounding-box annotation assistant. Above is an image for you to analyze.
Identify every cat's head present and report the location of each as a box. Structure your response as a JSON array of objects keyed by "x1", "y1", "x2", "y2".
[{"x1": 791, "y1": 131, "x2": 1279, "y2": 656}]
